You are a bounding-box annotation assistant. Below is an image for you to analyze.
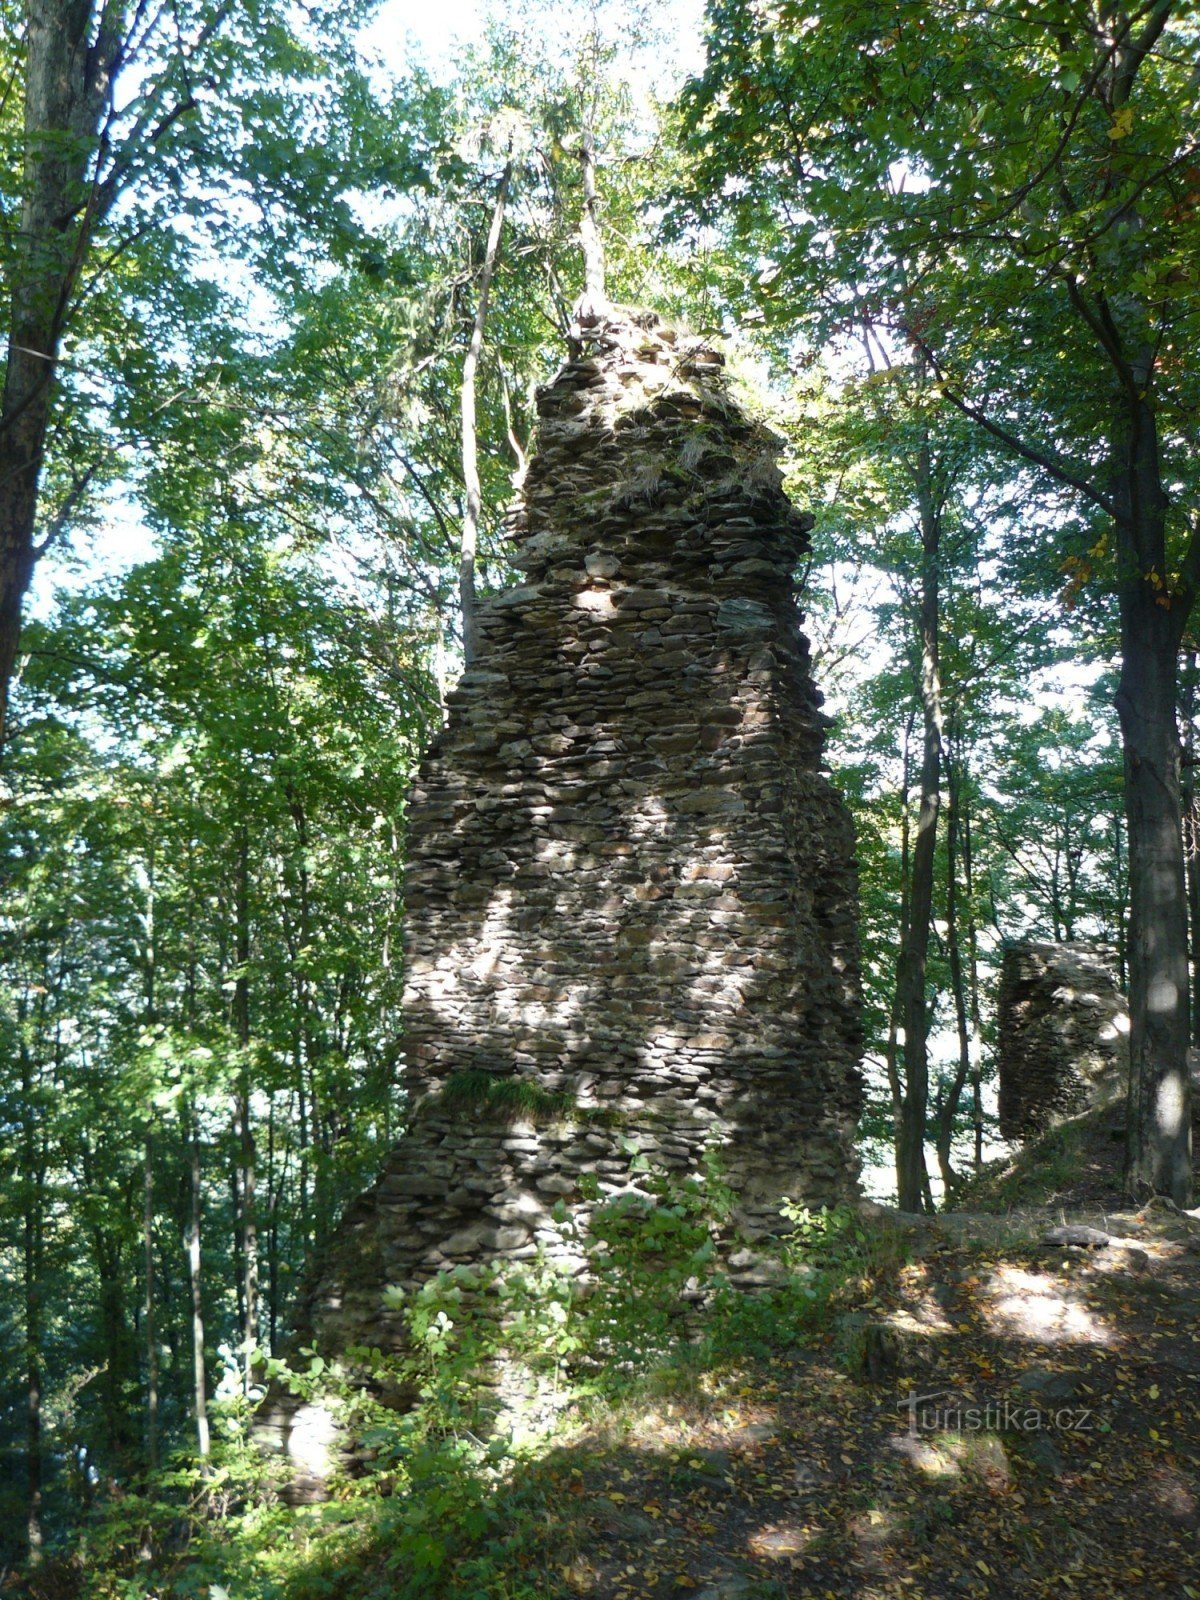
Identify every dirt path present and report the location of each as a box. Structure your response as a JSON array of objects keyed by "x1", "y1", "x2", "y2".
[{"x1": 519, "y1": 1206, "x2": 1200, "y2": 1599}]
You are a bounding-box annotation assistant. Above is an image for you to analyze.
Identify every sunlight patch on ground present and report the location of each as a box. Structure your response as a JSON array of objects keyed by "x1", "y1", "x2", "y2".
[
  {"x1": 608, "y1": 1385, "x2": 781, "y2": 1456},
  {"x1": 886, "y1": 1302, "x2": 955, "y2": 1341},
  {"x1": 981, "y1": 1264, "x2": 1114, "y2": 1345},
  {"x1": 748, "y1": 1518, "x2": 816, "y2": 1557},
  {"x1": 890, "y1": 1430, "x2": 962, "y2": 1479},
  {"x1": 848, "y1": 1505, "x2": 897, "y2": 1548},
  {"x1": 890, "y1": 1428, "x2": 1011, "y2": 1485},
  {"x1": 1148, "y1": 1463, "x2": 1198, "y2": 1523}
]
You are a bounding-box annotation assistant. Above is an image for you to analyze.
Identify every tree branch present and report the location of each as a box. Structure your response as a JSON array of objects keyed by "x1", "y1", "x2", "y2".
[
  {"x1": 1059, "y1": 270, "x2": 1139, "y2": 395},
  {"x1": 1174, "y1": 519, "x2": 1200, "y2": 616},
  {"x1": 33, "y1": 463, "x2": 99, "y2": 558},
  {"x1": 1113, "y1": 0, "x2": 1176, "y2": 109},
  {"x1": 910, "y1": 334, "x2": 1115, "y2": 516}
]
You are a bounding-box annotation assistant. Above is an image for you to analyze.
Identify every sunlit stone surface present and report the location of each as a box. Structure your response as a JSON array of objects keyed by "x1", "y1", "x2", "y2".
[
  {"x1": 261, "y1": 308, "x2": 863, "y2": 1491},
  {"x1": 997, "y1": 941, "x2": 1129, "y2": 1142}
]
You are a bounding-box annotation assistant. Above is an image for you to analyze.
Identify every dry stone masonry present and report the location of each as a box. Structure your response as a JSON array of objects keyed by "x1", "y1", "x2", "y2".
[
  {"x1": 997, "y1": 941, "x2": 1129, "y2": 1142},
  {"x1": 265, "y1": 308, "x2": 862, "y2": 1485}
]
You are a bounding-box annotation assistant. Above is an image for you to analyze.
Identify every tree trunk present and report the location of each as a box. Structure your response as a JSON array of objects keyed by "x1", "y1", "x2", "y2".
[
  {"x1": 94, "y1": 1229, "x2": 137, "y2": 1469},
  {"x1": 1114, "y1": 397, "x2": 1193, "y2": 1205},
  {"x1": 577, "y1": 128, "x2": 607, "y2": 315},
  {"x1": 185, "y1": 1105, "x2": 210, "y2": 1464},
  {"x1": 936, "y1": 736, "x2": 974, "y2": 1196},
  {"x1": 297, "y1": 1054, "x2": 310, "y2": 1253},
  {"x1": 233, "y1": 824, "x2": 258, "y2": 1392},
  {"x1": 1114, "y1": 800, "x2": 1129, "y2": 993},
  {"x1": 21, "y1": 1037, "x2": 44, "y2": 1564},
  {"x1": 884, "y1": 710, "x2": 915, "y2": 1134},
  {"x1": 142, "y1": 840, "x2": 158, "y2": 1470},
  {"x1": 229, "y1": 1147, "x2": 245, "y2": 1324},
  {"x1": 894, "y1": 440, "x2": 943, "y2": 1211},
  {"x1": 962, "y1": 794, "x2": 985, "y2": 1170},
  {"x1": 0, "y1": 1, "x2": 121, "y2": 746},
  {"x1": 1181, "y1": 651, "x2": 1200, "y2": 1045},
  {"x1": 266, "y1": 1096, "x2": 280, "y2": 1354},
  {"x1": 143, "y1": 1133, "x2": 158, "y2": 1472},
  {"x1": 459, "y1": 155, "x2": 512, "y2": 668}
]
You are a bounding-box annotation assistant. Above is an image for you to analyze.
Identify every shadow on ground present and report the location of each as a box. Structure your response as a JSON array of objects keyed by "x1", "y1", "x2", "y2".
[{"x1": 277, "y1": 1196, "x2": 1200, "y2": 1600}]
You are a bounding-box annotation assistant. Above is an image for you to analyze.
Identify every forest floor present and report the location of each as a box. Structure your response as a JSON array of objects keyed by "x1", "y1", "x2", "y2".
[
  {"x1": 474, "y1": 1199, "x2": 1200, "y2": 1600},
  {"x1": 26, "y1": 1111, "x2": 1200, "y2": 1600},
  {"x1": 269, "y1": 1104, "x2": 1200, "y2": 1600}
]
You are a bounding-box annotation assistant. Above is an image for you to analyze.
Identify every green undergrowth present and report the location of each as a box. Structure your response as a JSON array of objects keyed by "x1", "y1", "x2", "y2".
[
  {"x1": 952, "y1": 1108, "x2": 1110, "y2": 1212},
  {"x1": 430, "y1": 1070, "x2": 620, "y2": 1127},
  {"x1": 39, "y1": 1174, "x2": 908, "y2": 1600}
]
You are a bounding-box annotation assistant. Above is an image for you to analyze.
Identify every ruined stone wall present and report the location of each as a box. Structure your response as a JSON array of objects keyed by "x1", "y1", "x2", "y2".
[
  {"x1": 997, "y1": 941, "x2": 1129, "y2": 1142},
  {"x1": 265, "y1": 311, "x2": 862, "y2": 1481}
]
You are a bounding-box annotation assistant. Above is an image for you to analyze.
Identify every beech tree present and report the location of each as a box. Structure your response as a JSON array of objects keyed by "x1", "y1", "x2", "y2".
[
  {"x1": 684, "y1": 0, "x2": 1200, "y2": 1203},
  {"x1": 0, "y1": 0, "x2": 390, "y2": 750}
]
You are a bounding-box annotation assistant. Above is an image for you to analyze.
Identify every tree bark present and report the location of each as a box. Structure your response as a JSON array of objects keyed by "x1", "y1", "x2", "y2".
[
  {"x1": 1102, "y1": 16, "x2": 1193, "y2": 1204},
  {"x1": 185, "y1": 1104, "x2": 210, "y2": 1464},
  {"x1": 143, "y1": 1133, "x2": 158, "y2": 1471},
  {"x1": 266, "y1": 1096, "x2": 279, "y2": 1354},
  {"x1": 1117, "y1": 480, "x2": 1193, "y2": 1202},
  {"x1": 884, "y1": 710, "x2": 915, "y2": 1135},
  {"x1": 936, "y1": 736, "x2": 976, "y2": 1195},
  {"x1": 1181, "y1": 652, "x2": 1200, "y2": 1045},
  {"x1": 1113, "y1": 799, "x2": 1129, "y2": 992},
  {"x1": 233, "y1": 822, "x2": 258, "y2": 1392},
  {"x1": 961, "y1": 792, "x2": 985, "y2": 1170},
  {"x1": 21, "y1": 1034, "x2": 44, "y2": 1563},
  {"x1": 577, "y1": 128, "x2": 606, "y2": 314},
  {"x1": 894, "y1": 439, "x2": 943, "y2": 1211},
  {"x1": 459, "y1": 155, "x2": 512, "y2": 668},
  {"x1": 0, "y1": 1, "x2": 122, "y2": 746},
  {"x1": 93, "y1": 1226, "x2": 137, "y2": 1468}
]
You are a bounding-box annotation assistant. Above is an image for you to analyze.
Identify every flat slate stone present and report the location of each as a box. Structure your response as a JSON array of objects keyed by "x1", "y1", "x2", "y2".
[{"x1": 264, "y1": 307, "x2": 863, "y2": 1496}]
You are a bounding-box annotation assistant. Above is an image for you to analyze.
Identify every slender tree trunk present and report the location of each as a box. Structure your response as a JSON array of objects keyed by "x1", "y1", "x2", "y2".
[
  {"x1": 936, "y1": 737, "x2": 973, "y2": 1196},
  {"x1": 94, "y1": 1230, "x2": 136, "y2": 1468},
  {"x1": 1063, "y1": 814, "x2": 1081, "y2": 937},
  {"x1": 1049, "y1": 841, "x2": 1064, "y2": 943},
  {"x1": 1114, "y1": 803, "x2": 1129, "y2": 993},
  {"x1": 142, "y1": 841, "x2": 158, "y2": 1470},
  {"x1": 577, "y1": 128, "x2": 606, "y2": 314},
  {"x1": 962, "y1": 795, "x2": 984, "y2": 1170},
  {"x1": 1181, "y1": 651, "x2": 1200, "y2": 1045},
  {"x1": 283, "y1": 785, "x2": 328, "y2": 1251},
  {"x1": 143, "y1": 1134, "x2": 158, "y2": 1472},
  {"x1": 459, "y1": 155, "x2": 512, "y2": 668},
  {"x1": 297, "y1": 1053, "x2": 310, "y2": 1252},
  {"x1": 238, "y1": 1098, "x2": 258, "y2": 1391},
  {"x1": 185, "y1": 1106, "x2": 210, "y2": 1464},
  {"x1": 884, "y1": 711, "x2": 915, "y2": 1132},
  {"x1": 266, "y1": 1096, "x2": 280, "y2": 1354},
  {"x1": 233, "y1": 824, "x2": 258, "y2": 1392},
  {"x1": 230, "y1": 1157, "x2": 245, "y2": 1336},
  {"x1": 310, "y1": 1051, "x2": 328, "y2": 1244},
  {"x1": 21, "y1": 1036, "x2": 43, "y2": 1564},
  {"x1": 894, "y1": 440, "x2": 944, "y2": 1211},
  {"x1": 1114, "y1": 395, "x2": 1193, "y2": 1205}
]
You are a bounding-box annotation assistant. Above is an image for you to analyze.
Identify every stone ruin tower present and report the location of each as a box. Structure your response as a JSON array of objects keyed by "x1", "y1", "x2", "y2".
[
  {"x1": 997, "y1": 941, "x2": 1129, "y2": 1142},
  {"x1": 265, "y1": 309, "x2": 862, "y2": 1484}
]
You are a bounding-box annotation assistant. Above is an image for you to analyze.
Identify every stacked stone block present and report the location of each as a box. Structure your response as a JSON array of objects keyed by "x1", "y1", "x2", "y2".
[
  {"x1": 265, "y1": 309, "x2": 863, "y2": 1485},
  {"x1": 997, "y1": 941, "x2": 1129, "y2": 1142}
]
